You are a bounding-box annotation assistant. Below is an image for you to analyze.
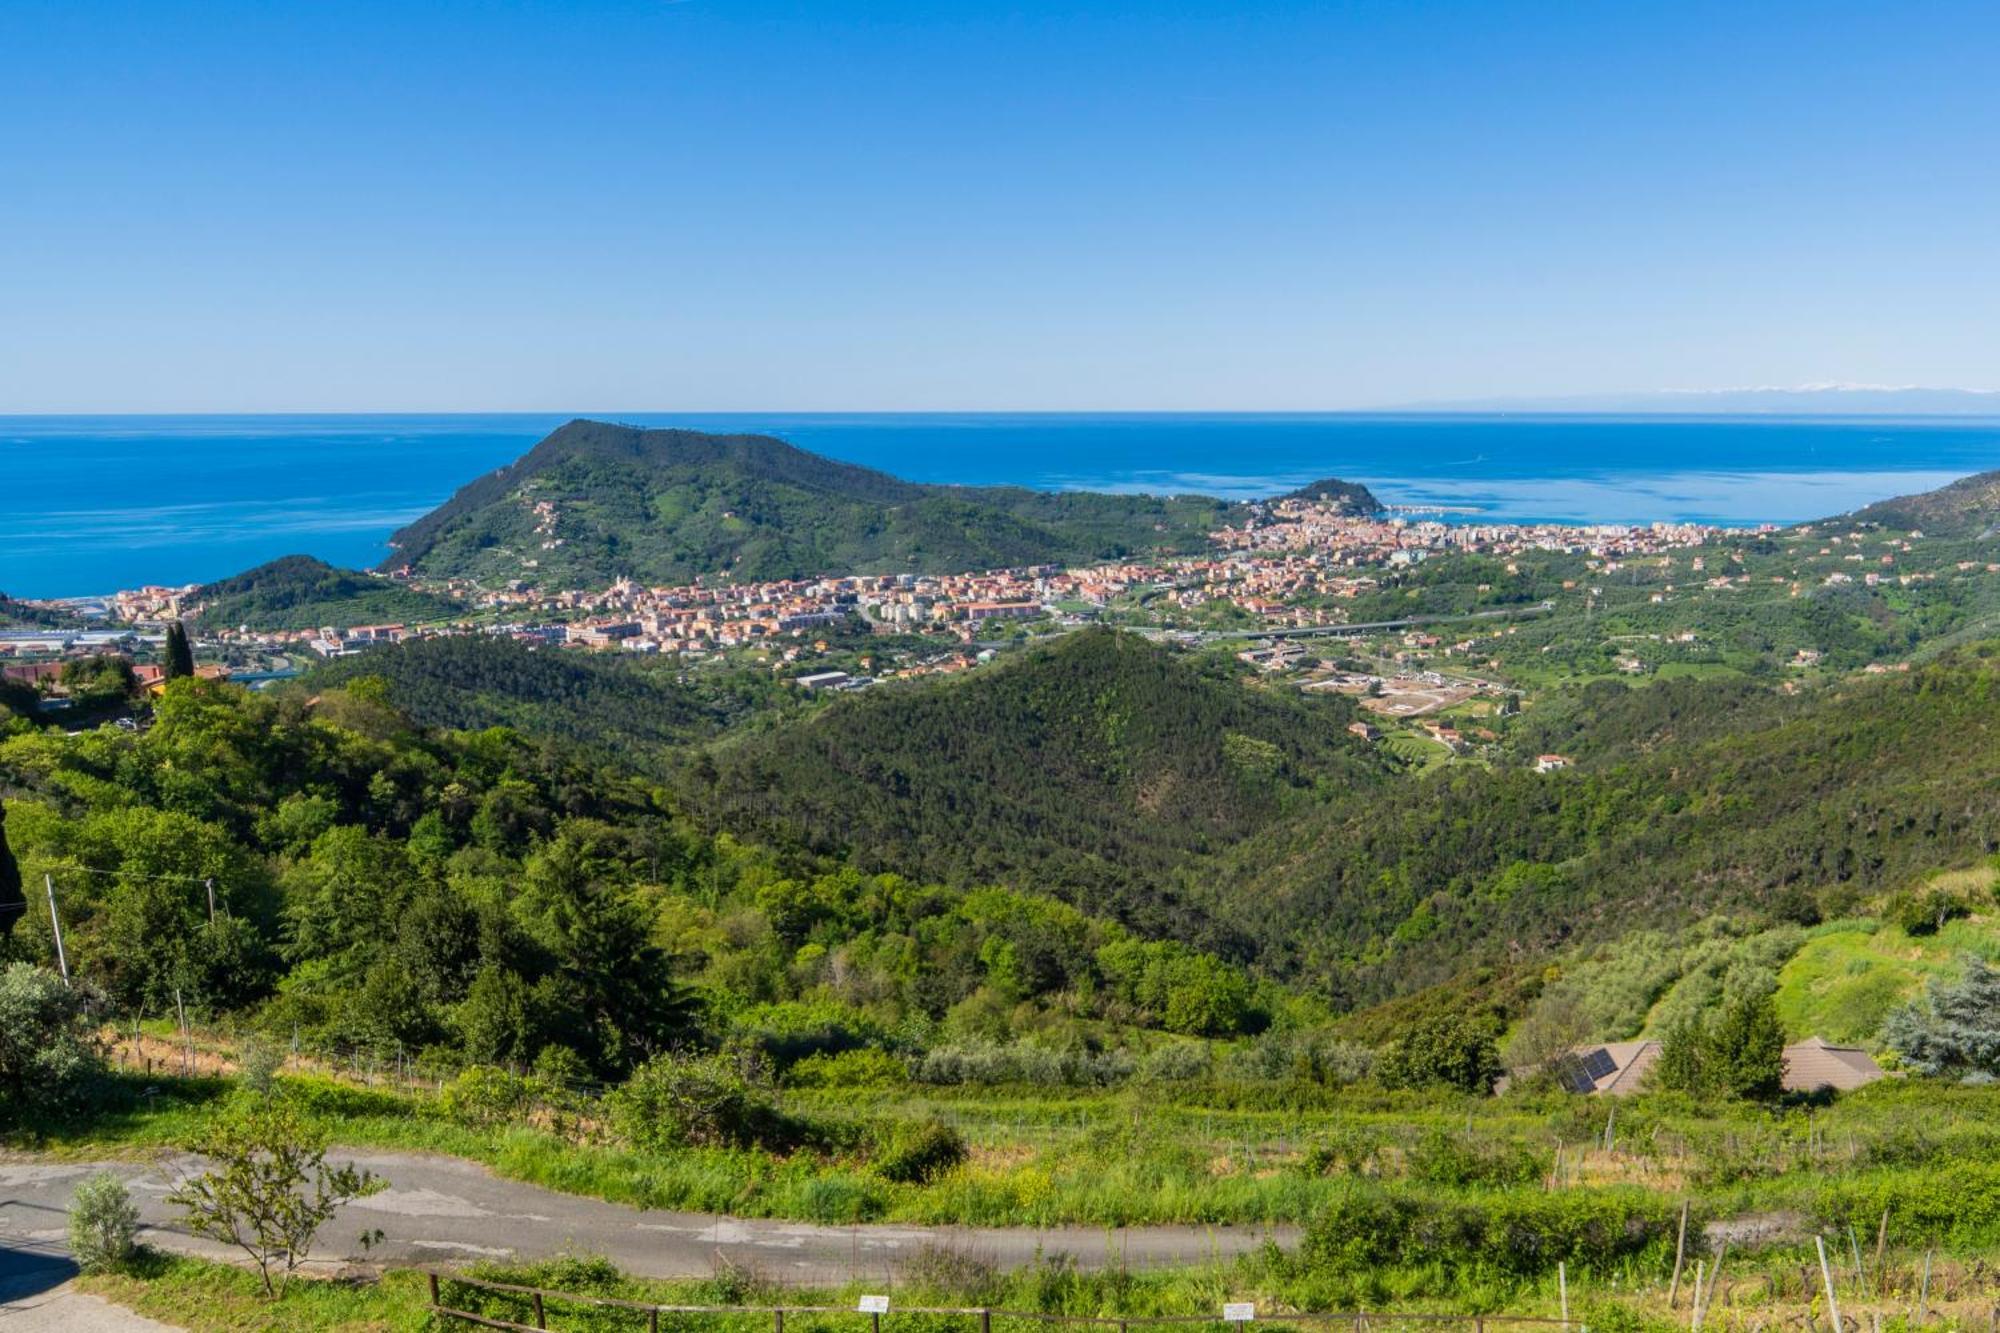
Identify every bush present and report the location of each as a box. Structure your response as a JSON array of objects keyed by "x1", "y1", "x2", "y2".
[
  {"x1": 1404, "y1": 1127, "x2": 1548, "y2": 1188},
  {"x1": 607, "y1": 1051, "x2": 802, "y2": 1152},
  {"x1": 439, "y1": 1065, "x2": 540, "y2": 1129},
  {"x1": 786, "y1": 1047, "x2": 909, "y2": 1088},
  {"x1": 237, "y1": 1038, "x2": 286, "y2": 1097},
  {"x1": 1301, "y1": 1182, "x2": 1683, "y2": 1280},
  {"x1": 1889, "y1": 887, "x2": 1973, "y2": 936},
  {"x1": 916, "y1": 1040, "x2": 1133, "y2": 1087},
  {"x1": 67, "y1": 1172, "x2": 140, "y2": 1273},
  {"x1": 872, "y1": 1118, "x2": 968, "y2": 1183},
  {"x1": 0, "y1": 963, "x2": 104, "y2": 1116},
  {"x1": 1376, "y1": 1010, "x2": 1500, "y2": 1094}
]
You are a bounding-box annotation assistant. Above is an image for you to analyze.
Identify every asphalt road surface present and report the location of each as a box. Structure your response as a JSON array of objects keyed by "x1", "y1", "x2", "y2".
[{"x1": 1, "y1": 1151, "x2": 1296, "y2": 1286}]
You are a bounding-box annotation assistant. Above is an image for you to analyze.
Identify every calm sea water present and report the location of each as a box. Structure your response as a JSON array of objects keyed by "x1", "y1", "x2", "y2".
[{"x1": 4, "y1": 413, "x2": 1998, "y2": 598}]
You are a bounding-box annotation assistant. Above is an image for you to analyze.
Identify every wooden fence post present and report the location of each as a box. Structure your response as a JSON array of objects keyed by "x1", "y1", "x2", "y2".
[
  {"x1": 1668, "y1": 1201, "x2": 1691, "y2": 1308},
  {"x1": 428, "y1": 1272, "x2": 439, "y2": 1307},
  {"x1": 533, "y1": 1290, "x2": 546, "y2": 1329}
]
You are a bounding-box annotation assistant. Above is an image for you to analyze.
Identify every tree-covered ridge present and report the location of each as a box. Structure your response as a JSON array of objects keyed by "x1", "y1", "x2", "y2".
[
  {"x1": 300, "y1": 634, "x2": 789, "y2": 761},
  {"x1": 1214, "y1": 645, "x2": 2000, "y2": 1005},
  {"x1": 0, "y1": 671, "x2": 1272, "y2": 1082},
  {"x1": 383, "y1": 419, "x2": 1246, "y2": 586},
  {"x1": 192, "y1": 555, "x2": 460, "y2": 631},
  {"x1": 684, "y1": 629, "x2": 1381, "y2": 946},
  {"x1": 1848, "y1": 468, "x2": 2000, "y2": 535}
]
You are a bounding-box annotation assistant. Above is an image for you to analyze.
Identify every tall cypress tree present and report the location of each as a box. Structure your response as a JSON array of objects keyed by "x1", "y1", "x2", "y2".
[
  {"x1": 0, "y1": 801, "x2": 24, "y2": 939},
  {"x1": 164, "y1": 620, "x2": 196, "y2": 680}
]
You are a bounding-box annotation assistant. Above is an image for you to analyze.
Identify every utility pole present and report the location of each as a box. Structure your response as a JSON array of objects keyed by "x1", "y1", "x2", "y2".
[{"x1": 44, "y1": 874, "x2": 70, "y2": 985}]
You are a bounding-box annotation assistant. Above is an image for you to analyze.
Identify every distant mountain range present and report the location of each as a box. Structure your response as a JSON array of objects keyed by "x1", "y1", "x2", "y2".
[
  {"x1": 1396, "y1": 385, "x2": 2000, "y2": 415},
  {"x1": 382, "y1": 419, "x2": 1297, "y2": 587}
]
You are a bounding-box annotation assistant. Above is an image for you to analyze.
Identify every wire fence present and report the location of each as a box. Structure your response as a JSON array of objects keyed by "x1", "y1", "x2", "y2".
[{"x1": 417, "y1": 1272, "x2": 1582, "y2": 1333}]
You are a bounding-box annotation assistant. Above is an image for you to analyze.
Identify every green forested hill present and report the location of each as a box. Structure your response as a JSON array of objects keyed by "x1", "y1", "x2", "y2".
[
  {"x1": 300, "y1": 634, "x2": 746, "y2": 757},
  {"x1": 1214, "y1": 646, "x2": 2000, "y2": 1005},
  {"x1": 383, "y1": 420, "x2": 1246, "y2": 587},
  {"x1": 683, "y1": 629, "x2": 1382, "y2": 945},
  {"x1": 1271, "y1": 477, "x2": 1384, "y2": 513},
  {"x1": 1848, "y1": 468, "x2": 2000, "y2": 534},
  {"x1": 193, "y1": 555, "x2": 460, "y2": 630}
]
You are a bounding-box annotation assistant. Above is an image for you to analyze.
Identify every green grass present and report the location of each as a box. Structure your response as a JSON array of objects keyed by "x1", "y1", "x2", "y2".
[{"x1": 1774, "y1": 914, "x2": 2000, "y2": 1044}]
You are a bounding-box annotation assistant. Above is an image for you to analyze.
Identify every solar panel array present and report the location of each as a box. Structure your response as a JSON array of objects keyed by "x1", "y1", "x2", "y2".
[{"x1": 1554, "y1": 1047, "x2": 1618, "y2": 1093}]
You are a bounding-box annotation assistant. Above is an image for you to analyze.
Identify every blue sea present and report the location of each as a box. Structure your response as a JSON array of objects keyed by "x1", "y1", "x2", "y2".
[{"x1": 5, "y1": 413, "x2": 2000, "y2": 598}]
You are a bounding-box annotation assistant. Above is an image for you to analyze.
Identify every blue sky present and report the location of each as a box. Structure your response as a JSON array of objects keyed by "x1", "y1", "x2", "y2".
[{"x1": 4, "y1": 0, "x2": 1997, "y2": 410}]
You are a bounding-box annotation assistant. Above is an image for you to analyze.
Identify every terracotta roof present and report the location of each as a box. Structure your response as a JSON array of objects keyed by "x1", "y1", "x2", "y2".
[{"x1": 1782, "y1": 1037, "x2": 1886, "y2": 1092}]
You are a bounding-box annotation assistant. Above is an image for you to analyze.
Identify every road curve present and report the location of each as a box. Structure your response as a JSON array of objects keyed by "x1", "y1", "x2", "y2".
[{"x1": 0, "y1": 1152, "x2": 1296, "y2": 1284}]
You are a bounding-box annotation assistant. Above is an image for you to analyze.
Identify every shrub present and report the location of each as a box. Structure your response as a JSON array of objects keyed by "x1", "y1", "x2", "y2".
[
  {"x1": 872, "y1": 1117, "x2": 968, "y2": 1183},
  {"x1": 916, "y1": 1040, "x2": 1133, "y2": 1087},
  {"x1": 1137, "y1": 1041, "x2": 1211, "y2": 1082},
  {"x1": 0, "y1": 963, "x2": 105, "y2": 1116},
  {"x1": 67, "y1": 1172, "x2": 141, "y2": 1273},
  {"x1": 786, "y1": 1047, "x2": 909, "y2": 1088},
  {"x1": 1376, "y1": 1010, "x2": 1501, "y2": 1094},
  {"x1": 1301, "y1": 1182, "x2": 1682, "y2": 1280},
  {"x1": 237, "y1": 1038, "x2": 286, "y2": 1097},
  {"x1": 1404, "y1": 1127, "x2": 1548, "y2": 1188},
  {"x1": 439, "y1": 1065, "x2": 540, "y2": 1128},
  {"x1": 1888, "y1": 887, "x2": 1973, "y2": 936},
  {"x1": 1301, "y1": 1127, "x2": 1385, "y2": 1177},
  {"x1": 607, "y1": 1051, "x2": 801, "y2": 1152}
]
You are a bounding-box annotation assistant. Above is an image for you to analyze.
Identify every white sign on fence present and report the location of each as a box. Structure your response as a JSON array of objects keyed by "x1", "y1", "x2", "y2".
[
  {"x1": 1222, "y1": 1304, "x2": 1256, "y2": 1323},
  {"x1": 858, "y1": 1296, "x2": 892, "y2": 1315}
]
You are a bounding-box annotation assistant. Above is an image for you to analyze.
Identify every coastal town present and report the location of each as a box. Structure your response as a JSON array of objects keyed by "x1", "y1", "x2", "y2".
[
  {"x1": 6, "y1": 500, "x2": 1733, "y2": 663},
  {"x1": 1, "y1": 496, "x2": 1766, "y2": 768}
]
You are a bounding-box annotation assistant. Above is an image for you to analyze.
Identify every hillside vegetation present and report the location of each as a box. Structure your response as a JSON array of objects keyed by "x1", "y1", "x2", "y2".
[
  {"x1": 300, "y1": 634, "x2": 769, "y2": 760},
  {"x1": 192, "y1": 554, "x2": 460, "y2": 630},
  {"x1": 384, "y1": 420, "x2": 1245, "y2": 586},
  {"x1": 685, "y1": 629, "x2": 1381, "y2": 944},
  {"x1": 1213, "y1": 647, "x2": 2000, "y2": 1004}
]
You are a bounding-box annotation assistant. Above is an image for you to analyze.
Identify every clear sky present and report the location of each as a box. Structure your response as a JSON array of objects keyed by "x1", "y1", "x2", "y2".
[{"x1": 4, "y1": 0, "x2": 1998, "y2": 411}]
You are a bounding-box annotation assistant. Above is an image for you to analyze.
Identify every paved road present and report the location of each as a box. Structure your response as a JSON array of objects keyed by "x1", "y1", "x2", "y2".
[
  {"x1": 0, "y1": 1285, "x2": 177, "y2": 1332},
  {"x1": 1, "y1": 1152, "x2": 1295, "y2": 1285}
]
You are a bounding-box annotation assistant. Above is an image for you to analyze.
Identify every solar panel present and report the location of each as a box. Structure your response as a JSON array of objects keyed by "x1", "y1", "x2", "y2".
[
  {"x1": 1554, "y1": 1054, "x2": 1596, "y2": 1093},
  {"x1": 1582, "y1": 1047, "x2": 1617, "y2": 1080}
]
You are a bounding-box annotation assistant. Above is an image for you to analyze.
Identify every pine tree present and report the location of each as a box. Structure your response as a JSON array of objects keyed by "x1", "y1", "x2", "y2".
[{"x1": 163, "y1": 620, "x2": 195, "y2": 680}]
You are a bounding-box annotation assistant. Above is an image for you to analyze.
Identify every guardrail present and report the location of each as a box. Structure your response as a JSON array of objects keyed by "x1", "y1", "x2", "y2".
[{"x1": 418, "y1": 1271, "x2": 1580, "y2": 1333}]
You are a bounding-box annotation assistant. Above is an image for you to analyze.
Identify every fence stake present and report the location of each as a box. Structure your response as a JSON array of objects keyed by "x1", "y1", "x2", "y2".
[
  {"x1": 775, "y1": 1309, "x2": 784, "y2": 1333},
  {"x1": 1918, "y1": 1246, "x2": 1934, "y2": 1325},
  {"x1": 652, "y1": 1308, "x2": 661, "y2": 1333},
  {"x1": 428, "y1": 1272, "x2": 439, "y2": 1307},
  {"x1": 1817, "y1": 1236, "x2": 1844, "y2": 1333},
  {"x1": 982, "y1": 1310, "x2": 992, "y2": 1333},
  {"x1": 533, "y1": 1290, "x2": 546, "y2": 1328},
  {"x1": 1559, "y1": 1261, "x2": 1569, "y2": 1328},
  {"x1": 1873, "y1": 1208, "x2": 1890, "y2": 1298},
  {"x1": 1668, "y1": 1201, "x2": 1690, "y2": 1307}
]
